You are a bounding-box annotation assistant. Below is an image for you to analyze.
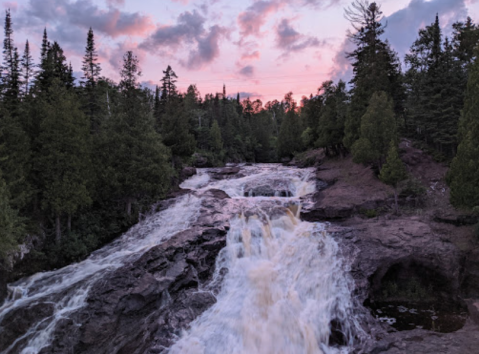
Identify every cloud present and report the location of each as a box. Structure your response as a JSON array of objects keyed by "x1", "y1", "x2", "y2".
[
  {"x1": 106, "y1": 0, "x2": 125, "y2": 7},
  {"x1": 383, "y1": 0, "x2": 469, "y2": 60},
  {"x1": 141, "y1": 10, "x2": 228, "y2": 70},
  {"x1": 276, "y1": 19, "x2": 322, "y2": 56},
  {"x1": 239, "y1": 65, "x2": 255, "y2": 77},
  {"x1": 21, "y1": 0, "x2": 153, "y2": 38},
  {"x1": 3, "y1": 2, "x2": 17, "y2": 11},
  {"x1": 238, "y1": 1, "x2": 284, "y2": 37},
  {"x1": 141, "y1": 10, "x2": 205, "y2": 49},
  {"x1": 241, "y1": 50, "x2": 260, "y2": 60}
]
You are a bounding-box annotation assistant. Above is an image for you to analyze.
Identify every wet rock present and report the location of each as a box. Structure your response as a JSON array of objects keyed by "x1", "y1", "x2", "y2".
[
  {"x1": 209, "y1": 167, "x2": 241, "y2": 180},
  {"x1": 179, "y1": 167, "x2": 197, "y2": 183},
  {"x1": 201, "y1": 189, "x2": 230, "y2": 200},
  {"x1": 433, "y1": 212, "x2": 478, "y2": 226},
  {"x1": 0, "y1": 302, "x2": 55, "y2": 352},
  {"x1": 465, "y1": 300, "x2": 479, "y2": 326},
  {"x1": 37, "y1": 227, "x2": 227, "y2": 354}
]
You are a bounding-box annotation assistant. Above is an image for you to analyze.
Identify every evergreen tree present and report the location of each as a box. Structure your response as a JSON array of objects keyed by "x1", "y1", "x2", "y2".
[
  {"x1": 160, "y1": 65, "x2": 178, "y2": 101},
  {"x1": 352, "y1": 91, "x2": 397, "y2": 166},
  {"x1": 21, "y1": 40, "x2": 34, "y2": 96},
  {"x1": 278, "y1": 94, "x2": 302, "y2": 158},
  {"x1": 315, "y1": 80, "x2": 348, "y2": 156},
  {"x1": 209, "y1": 119, "x2": 223, "y2": 155},
  {"x1": 98, "y1": 51, "x2": 172, "y2": 215},
  {"x1": 0, "y1": 173, "x2": 24, "y2": 259},
  {"x1": 36, "y1": 79, "x2": 92, "y2": 243},
  {"x1": 447, "y1": 46, "x2": 479, "y2": 209},
  {"x1": 81, "y1": 28, "x2": 101, "y2": 88},
  {"x1": 379, "y1": 140, "x2": 407, "y2": 214},
  {"x1": 81, "y1": 28, "x2": 102, "y2": 132},
  {"x1": 343, "y1": 1, "x2": 403, "y2": 149},
  {"x1": 2, "y1": 9, "x2": 21, "y2": 110},
  {"x1": 452, "y1": 17, "x2": 479, "y2": 68}
]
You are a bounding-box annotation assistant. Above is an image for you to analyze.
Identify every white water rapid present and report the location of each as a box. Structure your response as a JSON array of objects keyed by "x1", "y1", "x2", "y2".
[
  {"x1": 0, "y1": 164, "x2": 362, "y2": 354},
  {"x1": 173, "y1": 164, "x2": 361, "y2": 354}
]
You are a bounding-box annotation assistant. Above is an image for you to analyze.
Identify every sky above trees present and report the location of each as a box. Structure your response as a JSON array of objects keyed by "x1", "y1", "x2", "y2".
[{"x1": 4, "y1": 0, "x2": 479, "y2": 102}]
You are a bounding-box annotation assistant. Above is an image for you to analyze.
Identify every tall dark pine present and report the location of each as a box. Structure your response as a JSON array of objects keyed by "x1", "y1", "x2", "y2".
[
  {"x1": 21, "y1": 40, "x2": 34, "y2": 96},
  {"x1": 343, "y1": 1, "x2": 403, "y2": 149},
  {"x1": 81, "y1": 28, "x2": 101, "y2": 88},
  {"x1": 2, "y1": 9, "x2": 21, "y2": 109},
  {"x1": 81, "y1": 28, "x2": 102, "y2": 132},
  {"x1": 160, "y1": 65, "x2": 178, "y2": 102}
]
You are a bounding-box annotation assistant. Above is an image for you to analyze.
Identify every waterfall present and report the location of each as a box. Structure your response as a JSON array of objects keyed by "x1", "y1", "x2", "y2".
[
  {"x1": 0, "y1": 164, "x2": 362, "y2": 354},
  {"x1": 172, "y1": 165, "x2": 360, "y2": 354}
]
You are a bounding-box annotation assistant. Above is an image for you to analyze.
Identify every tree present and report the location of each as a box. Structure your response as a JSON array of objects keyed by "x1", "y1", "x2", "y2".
[
  {"x1": 343, "y1": 1, "x2": 403, "y2": 149},
  {"x1": 352, "y1": 91, "x2": 396, "y2": 166},
  {"x1": 2, "y1": 9, "x2": 21, "y2": 110},
  {"x1": 380, "y1": 140, "x2": 407, "y2": 214},
  {"x1": 278, "y1": 94, "x2": 303, "y2": 158},
  {"x1": 81, "y1": 28, "x2": 101, "y2": 88},
  {"x1": 160, "y1": 65, "x2": 178, "y2": 101},
  {"x1": 0, "y1": 173, "x2": 24, "y2": 259},
  {"x1": 209, "y1": 119, "x2": 223, "y2": 155},
  {"x1": 36, "y1": 79, "x2": 92, "y2": 243},
  {"x1": 81, "y1": 28, "x2": 102, "y2": 132},
  {"x1": 21, "y1": 40, "x2": 34, "y2": 96},
  {"x1": 97, "y1": 51, "x2": 173, "y2": 215},
  {"x1": 447, "y1": 46, "x2": 479, "y2": 209}
]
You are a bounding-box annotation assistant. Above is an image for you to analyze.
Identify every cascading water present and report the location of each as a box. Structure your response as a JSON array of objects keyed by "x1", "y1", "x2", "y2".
[
  {"x1": 0, "y1": 164, "x2": 363, "y2": 354},
  {"x1": 173, "y1": 164, "x2": 362, "y2": 354},
  {"x1": 0, "y1": 196, "x2": 202, "y2": 353}
]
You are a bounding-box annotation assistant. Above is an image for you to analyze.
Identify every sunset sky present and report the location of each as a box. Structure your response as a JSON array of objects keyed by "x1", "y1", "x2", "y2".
[{"x1": 4, "y1": 0, "x2": 479, "y2": 103}]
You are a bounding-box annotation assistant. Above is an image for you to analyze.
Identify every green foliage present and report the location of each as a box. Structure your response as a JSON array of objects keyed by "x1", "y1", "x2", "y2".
[
  {"x1": 352, "y1": 92, "x2": 397, "y2": 165},
  {"x1": 380, "y1": 140, "x2": 407, "y2": 188},
  {"x1": 278, "y1": 98, "x2": 303, "y2": 158},
  {"x1": 360, "y1": 208, "x2": 378, "y2": 218},
  {"x1": 447, "y1": 45, "x2": 479, "y2": 209},
  {"x1": 0, "y1": 175, "x2": 24, "y2": 259},
  {"x1": 400, "y1": 178, "x2": 427, "y2": 199}
]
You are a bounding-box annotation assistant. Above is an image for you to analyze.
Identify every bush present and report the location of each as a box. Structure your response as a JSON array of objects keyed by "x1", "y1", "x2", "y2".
[{"x1": 400, "y1": 178, "x2": 427, "y2": 198}]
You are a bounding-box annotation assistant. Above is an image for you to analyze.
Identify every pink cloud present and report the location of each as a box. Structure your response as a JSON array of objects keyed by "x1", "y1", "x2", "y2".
[
  {"x1": 3, "y1": 1, "x2": 17, "y2": 11},
  {"x1": 241, "y1": 50, "x2": 261, "y2": 60},
  {"x1": 237, "y1": 0, "x2": 284, "y2": 37}
]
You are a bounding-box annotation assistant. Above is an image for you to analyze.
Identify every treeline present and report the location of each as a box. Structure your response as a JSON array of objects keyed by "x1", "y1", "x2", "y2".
[{"x1": 1, "y1": 1, "x2": 479, "y2": 267}]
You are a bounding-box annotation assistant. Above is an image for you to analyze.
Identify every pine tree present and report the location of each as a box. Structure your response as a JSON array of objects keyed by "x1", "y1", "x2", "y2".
[
  {"x1": 343, "y1": 1, "x2": 403, "y2": 149},
  {"x1": 380, "y1": 140, "x2": 407, "y2": 214},
  {"x1": 21, "y1": 40, "x2": 34, "y2": 96},
  {"x1": 81, "y1": 28, "x2": 101, "y2": 88},
  {"x1": 36, "y1": 79, "x2": 92, "y2": 243},
  {"x1": 447, "y1": 46, "x2": 479, "y2": 209},
  {"x1": 160, "y1": 65, "x2": 178, "y2": 102},
  {"x1": 2, "y1": 9, "x2": 21, "y2": 110},
  {"x1": 352, "y1": 91, "x2": 397, "y2": 166},
  {"x1": 209, "y1": 119, "x2": 223, "y2": 155},
  {"x1": 0, "y1": 173, "x2": 24, "y2": 259},
  {"x1": 98, "y1": 51, "x2": 172, "y2": 215},
  {"x1": 278, "y1": 95, "x2": 302, "y2": 158}
]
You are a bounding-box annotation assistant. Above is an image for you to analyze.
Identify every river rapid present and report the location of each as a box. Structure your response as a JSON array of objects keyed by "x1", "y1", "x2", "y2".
[{"x1": 0, "y1": 164, "x2": 364, "y2": 354}]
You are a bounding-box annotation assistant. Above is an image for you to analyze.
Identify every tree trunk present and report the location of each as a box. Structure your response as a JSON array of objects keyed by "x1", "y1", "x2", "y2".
[
  {"x1": 55, "y1": 213, "x2": 61, "y2": 245},
  {"x1": 67, "y1": 214, "x2": 71, "y2": 233},
  {"x1": 126, "y1": 198, "x2": 132, "y2": 216}
]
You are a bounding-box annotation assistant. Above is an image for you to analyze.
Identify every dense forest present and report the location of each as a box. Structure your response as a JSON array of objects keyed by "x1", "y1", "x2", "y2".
[{"x1": 0, "y1": 2, "x2": 478, "y2": 271}]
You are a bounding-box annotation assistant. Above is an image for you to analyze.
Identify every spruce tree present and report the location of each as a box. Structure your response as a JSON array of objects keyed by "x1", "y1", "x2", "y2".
[
  {"x1": 81, "y1": 28, "x2": 102, "y2": 132},
  {"x1": 209, "y1": 119, "x2": 223, "y2": 156},
  {"x1": 81, "y1": 28, "x2": 101, "y2": 88},
  {"x1": 36, "y1": 79, "x2": 92, "y2": 243},
  {"x1": 0, "y1": 173, "x2": 24, "y2": 259},
  {"x1": 2, "y1": 9, "x2": 21, "y2": 110},
  {"x1": 21, "y1": 40, "x2": 34, "y2": 96},
  {"x1": 380, "y1": 140, "x2": 407, "y2": 214},
  {"x1": 98, "y1": 51, "x2": 172, "y2": 215},
  {"x1": 343, "y1": 1, "x2": 403, "y2": 149},
  {"x1": 352, "y1": 91, "x2": 396, "y2": 166},
  {"x1": 278, "y1": 96, "x2": 302, "y2": 158},
  {"x1": 447, "y1": 46, "x2": 479, "y2": 209}
]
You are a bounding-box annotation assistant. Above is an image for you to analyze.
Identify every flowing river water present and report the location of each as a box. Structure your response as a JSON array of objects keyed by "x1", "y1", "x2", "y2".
[{"x1": 0, "y1": 164, "x2": 364, "y2": 354}]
